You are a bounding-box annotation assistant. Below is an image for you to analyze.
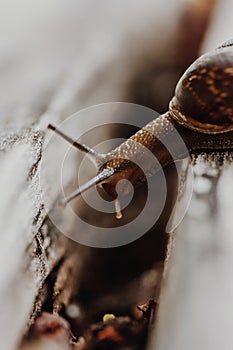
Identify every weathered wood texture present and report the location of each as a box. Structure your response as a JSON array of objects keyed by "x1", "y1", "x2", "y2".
[
  {"x1": 151, "y1": 154, "x2": 233, "y2": 350},
  {"x1": 149, "y1": 1, "x2": 233, "y2": 349}
]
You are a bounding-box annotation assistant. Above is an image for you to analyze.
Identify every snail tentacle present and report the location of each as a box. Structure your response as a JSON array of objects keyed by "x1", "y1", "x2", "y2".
[{"x1": 48, "y1": 40, "x2": 233, "y2": 219}]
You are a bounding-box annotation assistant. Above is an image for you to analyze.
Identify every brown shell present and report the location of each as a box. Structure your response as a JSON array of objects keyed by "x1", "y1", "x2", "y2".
[{"x1": 169, "y1": 41, "x2": 233, "y2": 134}]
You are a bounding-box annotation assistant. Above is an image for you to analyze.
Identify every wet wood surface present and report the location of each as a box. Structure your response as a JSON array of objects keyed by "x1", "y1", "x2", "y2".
[
  {"x1": 151, "y1": 153, "x2": 233, "y2": 350},
  {"x1": 150, "y1": 1, "x2": 233, "y2": 349}
]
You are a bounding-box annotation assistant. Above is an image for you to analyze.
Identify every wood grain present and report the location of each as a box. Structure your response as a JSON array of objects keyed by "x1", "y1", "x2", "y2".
[{"x1": 150, "y1": 1, "x2": 233, "y2": 349}]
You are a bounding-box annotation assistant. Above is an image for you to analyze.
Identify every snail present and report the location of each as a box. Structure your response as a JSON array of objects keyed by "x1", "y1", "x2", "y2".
[{"x1": 48, "y1": 39, "x2": 233, "y2": 219}]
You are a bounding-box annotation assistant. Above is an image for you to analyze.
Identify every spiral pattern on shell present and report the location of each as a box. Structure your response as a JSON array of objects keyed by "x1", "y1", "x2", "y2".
[{"x1": 169, "y1": 40, "x2": 233, "y2": 134}]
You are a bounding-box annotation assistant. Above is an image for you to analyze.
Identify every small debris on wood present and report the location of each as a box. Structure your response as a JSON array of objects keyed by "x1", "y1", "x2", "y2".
[
  {"x1": 23, "y1": 299, "x2": 157, "y2": 350},
  {"x1": 79, "y1": 300, "x2": 157, "y2": 350},
  {"x1": 22, "y1": 312, "x2": 76, "y2": 350},
  {"x1": 137, "y1": 299, "x2": 157, "y2": 324}
]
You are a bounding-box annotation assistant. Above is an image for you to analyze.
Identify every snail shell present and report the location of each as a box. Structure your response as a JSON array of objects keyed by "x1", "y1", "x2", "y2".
[
  {"x1": 170, "y1": 40, "x2": 233, "y2": 134},
  {"x1": 99, "y1": 40, "x2": 233, "y2": 200},
  {"x1": 49, "y1": 40, "x2": 233, "y2": 213}
]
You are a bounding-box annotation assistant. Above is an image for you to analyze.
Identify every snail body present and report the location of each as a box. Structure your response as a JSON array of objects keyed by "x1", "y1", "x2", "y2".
[{"x1": 48, "y1": 40, "x2": 233, "y2": 217}]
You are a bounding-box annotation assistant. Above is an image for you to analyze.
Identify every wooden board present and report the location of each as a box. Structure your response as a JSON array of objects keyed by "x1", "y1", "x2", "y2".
[
  {"x1": 0, "y1": 0, "x2": 216, "y2": 348},
  {"x1": 149, "y1": 1, "x2": 233, "y2": 349}
]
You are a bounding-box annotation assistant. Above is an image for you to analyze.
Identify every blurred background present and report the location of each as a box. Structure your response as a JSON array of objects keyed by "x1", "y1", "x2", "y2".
[
  {"x1": 0, "y1": 0, "x2": 217, "y2": 130},
  {"x1": 0, "y1": 0, "x2": 233, "y2": 349}
]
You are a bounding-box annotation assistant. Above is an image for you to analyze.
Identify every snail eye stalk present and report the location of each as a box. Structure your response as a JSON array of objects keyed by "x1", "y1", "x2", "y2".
[
  {"x1": 48, "y1": 124, "x2": 122, "y2": 218},
  {"x1": 59, "y1": 168, "x2": 115, "y2": 207},
  {"x1": 48, "y1": 124, "x2": 105, "y2": 163}
]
